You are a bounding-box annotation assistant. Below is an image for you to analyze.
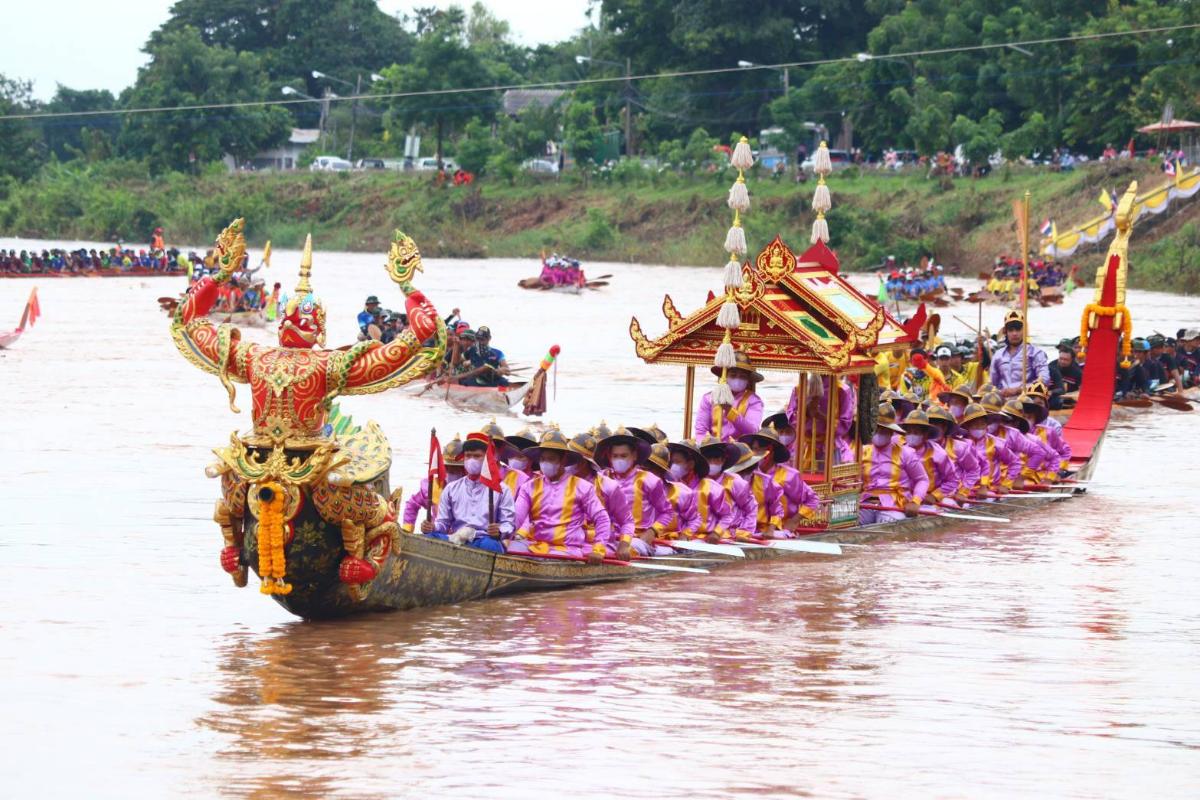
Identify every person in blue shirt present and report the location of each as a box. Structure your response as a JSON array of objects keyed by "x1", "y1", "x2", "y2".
[
  {"x1": 357, "y1": 295, "x2": 381, "y2": 336},
  {"x1": 461, "y1": 326, "x2": 510, "y2": 387}
]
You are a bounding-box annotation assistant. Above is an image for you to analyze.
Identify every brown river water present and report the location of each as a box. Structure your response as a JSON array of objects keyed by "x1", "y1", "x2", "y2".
[{"x1": 1, "y1": 240, "x2": 1198, "y2": 798}]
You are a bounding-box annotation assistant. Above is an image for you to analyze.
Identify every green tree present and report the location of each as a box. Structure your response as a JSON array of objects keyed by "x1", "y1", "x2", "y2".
[
  {"x1": 1002, "y1": 111, "x2": 1054, "y2": 159},
  {"x1": 563, "y1": 101, "x2": 604, "y2": 166},
  {"x1": 499, "y1": 100, "x2": 563, "y2": 161},
  {"x1": 148, "y1": 0, "x2": 413, "y2": 109},
  {"x1": 889, "y1": 78, "x2": 954, "y2": 155},
  {"x1": 375, "y1": 8, "x2": 500, "y2": 170},
  {"x1": 950, "y1": 109, "x2": 1003, "y2": 173},
  {"x1": 0, "y1": 75, "x2": 43, "y2": 180},
  {"x1": 117, "y1": 27, "x2": 291, "y2": 173},
  {"x1": 40, "y1": 86, "x2": 117, "y2": 161},
  {"x1": 455, "y1": 118, "x2": 499, "y2": 174}
]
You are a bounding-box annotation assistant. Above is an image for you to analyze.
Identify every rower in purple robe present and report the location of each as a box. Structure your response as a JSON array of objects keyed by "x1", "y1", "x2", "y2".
[
  {"x1": 699, "y1": 436, "x2": 760, "y2": 539},
  {"x1": 694, "y1": 350, "x2": 764, "y2": 442},
  {"x1": 509, "y1": 428, "x2": 611, "y2": 562},
  {"x1": 860, "y1": 403, "x2": 930, "y2": 524},
  {"x1": 667, "y1": 438, "x2": 735, "y2": 542}
]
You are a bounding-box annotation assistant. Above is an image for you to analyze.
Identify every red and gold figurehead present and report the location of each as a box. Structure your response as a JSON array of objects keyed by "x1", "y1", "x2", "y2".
[{"x1": 279, "y1": 234, "x2": 327, "y2": 348}]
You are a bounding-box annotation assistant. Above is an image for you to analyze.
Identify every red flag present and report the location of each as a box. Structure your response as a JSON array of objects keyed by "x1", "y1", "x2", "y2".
[
  {"x1": 428, "y1": 429, "x2": 445, "y2": 502},
  {"x1": 466, "y1": 432, "x2": 503, "y2": 492},
  {"x1": 900, "y1": 302, "x2": 928, "y2": 343},
  {"x1": 27, "y1": 288, "x2": 40, "y2": 327}
]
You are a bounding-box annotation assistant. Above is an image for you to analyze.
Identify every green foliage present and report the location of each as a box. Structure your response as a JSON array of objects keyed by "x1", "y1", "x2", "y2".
[
  {"x1": 1002, "y1": 111, "x2": 1054, "y2": 159},
  {"x1": 455, "y1": 119, "x2": 499, "y2": 174},
  {"x1": 374, "y1": 7, "x2": 503, "y2": 166},
  {"x1": 485, "y1": 151, "x2": 520, "y2": 184},
  {"x1": 1136, "y1": 222, "x2": 1200, "y2": 294},
  {"x1": 890, "y1": 78, "x2": 955, "y2": 155},
  {"x1": 40, "y1": 87, "x2": 117, "y2": 161},
  {"x1": 117, "y1": 27, "x2": 290, "y2": 173},
  {"x1": 950, "y1": 110, "x2": 1004, "y2": 170},
  {"x1": 0, "y1": 75, "x2": 44, "y2": 180},
  {"x1": 581, "y1": 207, "x2": 616, "y2": 249},
  {"x1": 564, "y1": 102, "x2": 604, "y2": 166}
]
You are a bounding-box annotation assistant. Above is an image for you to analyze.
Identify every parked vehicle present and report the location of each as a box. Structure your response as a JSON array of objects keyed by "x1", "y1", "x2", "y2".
[
  {"x1": 522, "y1": 158, "x2": 559, "y2": 174},
  {"x1": 414, "y1": 157, "x2": 459, "y2": 172},
  {"x1": 310, "y1": 156, "x2": 353, "y2": 172},
  {"x1": 801, "y1": 149, "x2": 852, "y2": 170},
  {"x1": 356, "y1": 158, "x2": 386, "y2": 170}
]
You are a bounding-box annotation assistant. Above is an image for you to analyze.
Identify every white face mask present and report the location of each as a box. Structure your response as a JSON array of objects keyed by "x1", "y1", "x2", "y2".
[
  {"x1": 463, "y1": 457, "x2": 483, "y2": 476},
  {"x1": 669, "y1": 462, "x2": 689, "y2": 481},
  {"x1": 727, "y1": 377, "x2": 749, "y2": 393},
  {"x1": 949, "y1": 402, "x2": 966, "y2": 420},
  {"x1": 871, "y1": 432, "x2": 892, "y2": 447},
  {"x1": 778, "y1": 433, "x2": 796, "y2": 446},
  {"x1": 508, "y1": 456, "x2": 529, "y2": 471},
  {"x1": 540, "y1": 461, "x2": 561, "y2": 479},
  {"x1": 968, "y1": 427, "x2": 986, "y2": 440},
  {"x1": 610, "y1": 457, "x2": 633, "y2": 474},
  {"x1": 708, "y1": 461, "x2": 724, "y2": 476},
  {"x1": 905, "y1": 433, "x2": 925, "y2": 447},
  {"x1": 987, "y1": 422, "x2": 1000, "y2": 434},
  {"x1": 562, "y1": 463, "x2": 579, "y2": 476}
]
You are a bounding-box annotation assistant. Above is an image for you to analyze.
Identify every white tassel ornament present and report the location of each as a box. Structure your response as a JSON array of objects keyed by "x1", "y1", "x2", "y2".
[
  {"x1": 731, "y1": 137, "x2": 754, "y2": 171},
  {"x1": 723, "y1": 258, "x2": 744, "y2": 288},
  {"x1": 812, "y1": 181, "x2": 831, "y2": 213},
  {"x1": 715, "y1": 341, "x2": 737, "y2": 368},
  {"x1": 717, "y1": 300, "x2": 741, "y2": 329},
  {"x1": 727, "y1": 178, "x2": 750, "y2": 212},
  {"x1": 811, "y1": 215, "x2": 829, "y2": 244},
  {"x1": 813, "y1": 141, "x2": 832, "y2": 175},
  {"x1": 724, "y1": 223, "x2": 747, "y2": 256},
  {"x1": 711, "y1": 381, "x2": 735, "y2": 406}
]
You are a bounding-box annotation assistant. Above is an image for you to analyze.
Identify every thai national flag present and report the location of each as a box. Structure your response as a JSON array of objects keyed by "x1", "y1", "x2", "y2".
[
  {"x1": 466, "y1": 432, "x2": 504, "y2": 492},
  {"x1": 1038, "y1": 218, "x2": 1053, "y2": 236}
]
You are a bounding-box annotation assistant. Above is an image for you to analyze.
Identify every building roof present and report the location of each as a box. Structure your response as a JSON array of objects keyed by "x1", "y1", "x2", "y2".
[
  {"x1": 629, "y1": 235, "x2": 912, "y2": 374},
  {"x1": 501, "y1": 89, "x2": 566, "y2": 115}
]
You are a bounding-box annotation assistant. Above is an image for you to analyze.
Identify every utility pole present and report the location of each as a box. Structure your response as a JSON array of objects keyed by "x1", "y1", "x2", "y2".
[
  {"x1": 624, "y1": 57, "x2": 633, "y2": 157},
  {"x1": 783, "y1": 66, "x2": 789, "y2": 93},
  {"x1": 347, "y1": 73, "x2": 361, "y2": 163},
  {"x1": 319, "y1": 87, "x2": 331, "y2": 151}
]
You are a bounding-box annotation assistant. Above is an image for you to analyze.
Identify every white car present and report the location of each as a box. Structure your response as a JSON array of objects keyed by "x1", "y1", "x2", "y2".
[
  {"x1": 310, "y1": 156, "x2": 352, "y2": 172},
  {"x1": 522, "y1": 158, "x2": 559, "y2": 174},
  {"x1": 801, "y1": 149, "x2": 852, "y2": 170},
  {"x1": 413, "y1": 157, "x2": 459, "y2": 172}
]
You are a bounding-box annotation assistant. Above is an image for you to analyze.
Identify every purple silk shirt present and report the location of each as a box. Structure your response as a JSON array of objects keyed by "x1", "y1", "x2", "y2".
[
  {"x1": 694, "y1": 389, "x2": 764, "y2": 442},
  {"x1": 861, "y1": 441, "x2": 930, "y2": 507}
]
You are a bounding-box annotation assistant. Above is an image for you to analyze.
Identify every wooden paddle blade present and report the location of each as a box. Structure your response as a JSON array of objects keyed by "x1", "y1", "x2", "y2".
[
  {"x1": 626, "y1": 561, "x2": 709, "y2": 574},
  {"x1": 763, "y1": 540, "x2": 842, "y2": 556},
  {"x1": 1154, "y1": 397, "x2": 1193, "y2": 411},
  {"x1": 668, "y1": 540, "x2": 745, "y2": 558},
  {"x1": 939, "y1": 510, "x2": 1010, "y2": 523}
]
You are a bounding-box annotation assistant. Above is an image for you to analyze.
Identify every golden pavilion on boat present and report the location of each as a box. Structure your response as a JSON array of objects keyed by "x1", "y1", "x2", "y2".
[{"x1": 630, "y1": 141, "x2": 914, "y2": 529}]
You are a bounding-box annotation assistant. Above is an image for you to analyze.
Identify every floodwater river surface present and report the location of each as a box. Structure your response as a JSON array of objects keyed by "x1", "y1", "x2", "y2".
[{"x1": 1, "y1": 241, "x2": 1198, "y2": 798}]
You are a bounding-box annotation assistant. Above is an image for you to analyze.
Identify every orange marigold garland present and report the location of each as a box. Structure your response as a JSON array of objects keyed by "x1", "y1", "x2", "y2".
[
  {"x1": 1079, "y1": 302, "x2": 1133, "y2": 368},
  {"x1": 256, "y1": 481, "x2": 292, "y2": 595}
]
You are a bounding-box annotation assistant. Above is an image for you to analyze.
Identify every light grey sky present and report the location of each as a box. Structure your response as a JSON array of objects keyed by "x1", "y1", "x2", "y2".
[{"x1": 2, "y1": 0, "x2": 593, "y2": 101}]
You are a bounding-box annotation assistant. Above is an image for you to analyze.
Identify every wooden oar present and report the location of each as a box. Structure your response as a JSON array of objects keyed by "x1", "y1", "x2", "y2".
[
  {"x1": 589, "y1": 273, "x2": 613, "y2": 281},
  {"x1": 859, "y1": 503, "x2": 1009, "y2": 523},
  {"x1": 509, "y1": 549, "x2": 709, "y2": 573},
  {"x1": 938, "y1": 500, "x2": 1007, "y2": 518},
  {"x1": 737, "y1": 538, "x2": 842, "y2": 556},
  {"x1": 1152, "y1": 395, "x2": 1193, "y2": 411},
  {"x1": 657, "y1": 539, "x2": 745, "y2": 558}
]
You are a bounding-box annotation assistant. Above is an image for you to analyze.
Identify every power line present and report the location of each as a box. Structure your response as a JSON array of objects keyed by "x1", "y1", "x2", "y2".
[{"x1": 2, "y1": 21, "x2": 1197, "y2": 122}]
